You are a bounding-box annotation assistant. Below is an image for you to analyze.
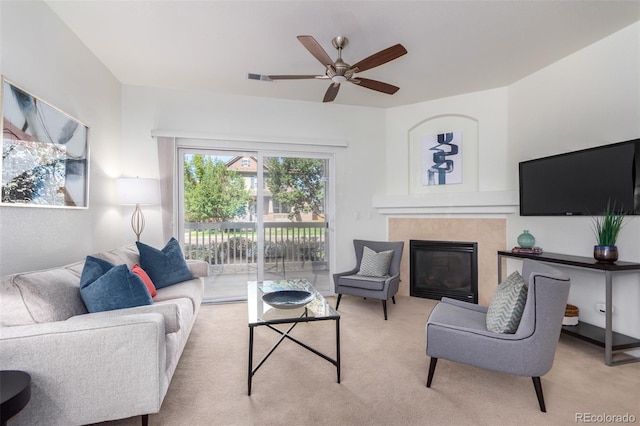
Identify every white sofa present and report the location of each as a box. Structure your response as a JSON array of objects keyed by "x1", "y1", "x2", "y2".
[{"x1": 0, "y1": 245, "x2": 208, "y2": 425}]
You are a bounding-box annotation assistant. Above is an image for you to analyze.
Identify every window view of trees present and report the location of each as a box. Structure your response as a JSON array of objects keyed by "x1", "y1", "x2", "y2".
[
  {"x1": 182, "y1": 154, "x2": 328, "y2": 285},
  {"x1": 266, "y1": 157, "x2": 325, "y2": 221},
  {"x1": 184, "y1": 154, "x2": 325, "y2": 223},
  {"x1": 183, "y1": 154, "x2": 251, "y2": 222}
]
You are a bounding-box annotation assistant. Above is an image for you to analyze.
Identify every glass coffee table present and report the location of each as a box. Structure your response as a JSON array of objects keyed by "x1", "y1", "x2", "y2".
[{"x1": 247, "y1": 279, "x2": 340, "y2": 395}]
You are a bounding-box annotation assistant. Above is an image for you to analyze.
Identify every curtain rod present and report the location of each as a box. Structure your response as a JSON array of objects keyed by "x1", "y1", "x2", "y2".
[{"x1": 151, "y1": 129, "x2": 348, "y2": 148}]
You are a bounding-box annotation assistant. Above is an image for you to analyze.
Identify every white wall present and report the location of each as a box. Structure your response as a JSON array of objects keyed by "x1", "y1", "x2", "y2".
[
  {"x1": 385, "y1": 87, "x2": 510, "y2": 196},
  {"x1": 508, "y1": 22, "x2": 640, "y2": 338},
  {"x1": 120, "y1": 85, "x2": 388, "y2": 274},
  {"x1": 0, "y1": 1, "x2": 122, "y2": 275}
]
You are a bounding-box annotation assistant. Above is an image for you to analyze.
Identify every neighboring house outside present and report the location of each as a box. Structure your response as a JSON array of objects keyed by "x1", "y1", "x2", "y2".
[{"x1": 225, "y1": 156, "x2": 314, "y2": 222}]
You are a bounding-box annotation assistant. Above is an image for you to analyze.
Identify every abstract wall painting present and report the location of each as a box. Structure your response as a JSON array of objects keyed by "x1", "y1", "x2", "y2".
[
  {"x1": 421, "y1": 132, "x2": 462, "y2": 186},
  {"x1": 2, "y1": 78, "x2": 89, "y2": 208}
]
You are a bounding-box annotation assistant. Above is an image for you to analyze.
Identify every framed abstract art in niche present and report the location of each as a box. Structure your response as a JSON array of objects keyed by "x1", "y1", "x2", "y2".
[{"x1": 408, "y1": 114, "x2": 478, "y2": 195}]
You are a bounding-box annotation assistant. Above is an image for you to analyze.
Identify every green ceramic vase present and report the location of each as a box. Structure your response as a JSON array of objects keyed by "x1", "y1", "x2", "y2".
[{"x1": 517, "y1": 230, "x2": 535, "y2": 248}]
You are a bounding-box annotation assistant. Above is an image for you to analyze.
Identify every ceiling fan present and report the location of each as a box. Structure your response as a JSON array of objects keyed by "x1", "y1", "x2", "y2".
[{"x1": 268, "y1": 35, "x2": 407, "y2": 103}]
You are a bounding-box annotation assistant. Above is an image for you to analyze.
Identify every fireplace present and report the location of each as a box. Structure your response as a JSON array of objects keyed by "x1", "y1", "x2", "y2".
[{"x1": 410, "y1": 240, "x2": 478, "y2": 303}]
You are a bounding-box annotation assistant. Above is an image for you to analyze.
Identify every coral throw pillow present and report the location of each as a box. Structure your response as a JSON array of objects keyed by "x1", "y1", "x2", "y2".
[{"x1": 131, "y1": 264, "x2": 157, "y2": 297}]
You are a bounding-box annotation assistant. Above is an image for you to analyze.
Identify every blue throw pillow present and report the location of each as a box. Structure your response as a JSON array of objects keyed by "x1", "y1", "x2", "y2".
[
  {"x1": 136, "y1": 238, "x2": 193, "y2": 289},
  {"x1": 80, "y1": 256, "x2": 153, "y2": 313}
]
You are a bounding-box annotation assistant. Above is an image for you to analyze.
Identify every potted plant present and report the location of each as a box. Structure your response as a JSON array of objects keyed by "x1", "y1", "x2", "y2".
[{"x1": 591, "y1": 202, "x2": 626, "y2": 263}]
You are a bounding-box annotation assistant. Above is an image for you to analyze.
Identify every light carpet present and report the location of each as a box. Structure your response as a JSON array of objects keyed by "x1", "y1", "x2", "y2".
[{"x1": 101, "y1": 295, "x2": 639, "y2": 426}]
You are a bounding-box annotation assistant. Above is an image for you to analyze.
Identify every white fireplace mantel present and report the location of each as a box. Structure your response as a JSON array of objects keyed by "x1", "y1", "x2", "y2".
[{"x1": 372, "y1": 191, "x2": 519, "y2": 215}]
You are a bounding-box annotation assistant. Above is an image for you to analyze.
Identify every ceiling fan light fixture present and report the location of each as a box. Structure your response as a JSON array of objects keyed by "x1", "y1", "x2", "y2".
[{"x1": 273, "y1": 35, "x2": 407, "y2": 102}]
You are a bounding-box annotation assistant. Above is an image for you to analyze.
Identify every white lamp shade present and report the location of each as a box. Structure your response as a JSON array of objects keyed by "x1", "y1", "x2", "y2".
[{"x1": 117, "y1": 177, "x2": 160, "y2": 205}]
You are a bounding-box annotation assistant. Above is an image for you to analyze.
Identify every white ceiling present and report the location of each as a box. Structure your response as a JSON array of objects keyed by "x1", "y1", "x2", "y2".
[{"x1": 45, "y1": 1, "x2": 640, "y2": 108}]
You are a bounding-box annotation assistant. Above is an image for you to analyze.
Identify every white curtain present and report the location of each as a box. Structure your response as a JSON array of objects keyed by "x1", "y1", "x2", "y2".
[{"x1": 156, "y1": 136, "x2": 175, "y2": 242}]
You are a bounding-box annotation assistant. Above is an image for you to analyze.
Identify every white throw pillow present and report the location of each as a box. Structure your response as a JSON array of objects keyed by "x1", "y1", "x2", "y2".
[{"x1": 357, "y1": 246, "x2": 394, "y2": 277}]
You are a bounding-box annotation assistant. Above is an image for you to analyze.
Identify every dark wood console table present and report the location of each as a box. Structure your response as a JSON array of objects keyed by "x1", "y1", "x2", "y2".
[{"x1": 497, "y1": 250, "x2": 640, "y2": 366}]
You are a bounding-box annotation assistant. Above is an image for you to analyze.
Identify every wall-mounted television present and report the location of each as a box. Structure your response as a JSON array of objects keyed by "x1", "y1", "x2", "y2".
[{"x1": 519, "y1": 139, "x2": 640, "y2": 216}]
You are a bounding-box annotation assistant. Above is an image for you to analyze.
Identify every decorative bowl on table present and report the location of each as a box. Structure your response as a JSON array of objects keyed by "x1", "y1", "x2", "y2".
[{"x1": 262, "y1": 290, "x2": 314, "y2": 309}]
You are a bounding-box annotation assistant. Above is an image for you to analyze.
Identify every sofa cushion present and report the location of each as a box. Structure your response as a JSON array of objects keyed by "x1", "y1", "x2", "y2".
[
  {"x1": 186, "y1": 259, "x2": 210, "y2": 278},
  {"x1": 427, "y1": 299, "x2": 489, "y2": 333},
  {"x1": 136, "y1": 238, "x2": 193, "y2": 289},
  {"x1": 357, "y1": 246, "x2": 393, "y2": 277},
  {"x1": 132, "y1": 264, "x2": 157, "y2": 297},
  {"x1": 0, "y1": 267, "x2": 88, "y2": 326},
  {"x1": 89, "y1": 244, "x2": 140, "y2": 267},
  {"x1": 337, "y1": 274, "x2": 388, "y2": 291},
  {"x1": 153, "y1": 278, "x2": 204, "y2": 312},
  {"x1": 486, "y1": 271, "x2": 528, "y2": 333},
  {"x1": 66, "y1": 299, "x2": 189, "y2": 334},
  {"x1": 80, "y1": 256, "x2": 153, "y2": 313}
]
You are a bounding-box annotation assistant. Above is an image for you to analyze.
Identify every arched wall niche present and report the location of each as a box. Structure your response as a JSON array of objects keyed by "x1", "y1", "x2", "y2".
[{"x1": 407, "y1": 114, "x2": 479, "y2": 195}]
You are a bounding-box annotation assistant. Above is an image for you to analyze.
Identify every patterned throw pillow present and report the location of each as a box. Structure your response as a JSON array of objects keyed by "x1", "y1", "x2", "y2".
[
  {"x1": 357, "y1": 246, "x2": 394, "y2": 277},
  {"x1": 80, "y1": 256, "x2": 153, "y2": 313},
  {"x1": 486, "y1": 271, "x2": 528, "y2": 333},
  {"x1": 136, "y1": 238, "x2": 193, "y2": 289}
]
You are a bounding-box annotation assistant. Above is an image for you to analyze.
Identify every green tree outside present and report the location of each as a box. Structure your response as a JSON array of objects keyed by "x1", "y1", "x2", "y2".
[
  {"x1": 266, "y1": 157, "x2": 325, "y2": 221},
  {"x1": 184, "y1": 155, "x2": 251, "y2": 222}
]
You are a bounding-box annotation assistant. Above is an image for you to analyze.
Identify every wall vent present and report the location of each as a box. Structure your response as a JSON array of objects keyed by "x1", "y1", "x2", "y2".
[{"x1": 247, "y1": 73, "x2": 272, "y2": 82}]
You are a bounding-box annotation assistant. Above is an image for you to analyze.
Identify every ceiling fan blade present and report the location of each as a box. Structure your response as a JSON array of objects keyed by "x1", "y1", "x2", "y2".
[
  {"x1": 268, "y1": 75, "x2": 327, "y2": 80},
  {"x1": 350, "y1": 44, "x2": 407, "y2": 73},
  {"x1": 352, "y1": 77, "x2": 400, "y2": 94},
  {"x1": 297, "y1": 35, "x2": 335, "y2": 67},
  {"x1": 323, "y1": 83, "x2": 340, "y2": 103}
]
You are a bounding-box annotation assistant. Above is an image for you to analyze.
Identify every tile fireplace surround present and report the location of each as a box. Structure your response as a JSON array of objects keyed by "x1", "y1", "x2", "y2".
[{"x1": 389, "y1": 218, "x2": 506, "y2": 306}]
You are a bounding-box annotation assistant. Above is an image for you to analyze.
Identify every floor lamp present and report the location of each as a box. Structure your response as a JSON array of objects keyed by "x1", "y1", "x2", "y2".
[{"x1": 117, "y1": 177, "x2": 160, "y2": 242}]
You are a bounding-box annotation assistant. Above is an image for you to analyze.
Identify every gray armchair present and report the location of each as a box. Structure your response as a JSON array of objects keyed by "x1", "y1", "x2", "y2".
[
  {"x1": 333, "y1": 240, "x2": 404, "y2": 320},
  {"x1": 425, "y1": 259, "x2": 570, "y2": 412}
]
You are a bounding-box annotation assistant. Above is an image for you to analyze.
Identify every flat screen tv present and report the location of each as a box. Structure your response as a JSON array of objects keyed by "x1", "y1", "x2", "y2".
[{"x1": 519, "y1": 139, "x2": 640, "y2": 216}]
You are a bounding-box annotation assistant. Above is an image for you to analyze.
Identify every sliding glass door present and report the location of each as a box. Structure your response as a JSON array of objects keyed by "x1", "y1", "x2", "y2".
[
  {"x1": 261, "y1": 155, "x2": 330, "y2": 291},
  {"x1": 178, "y1": 148, "x2": 332, "y2": 302},
  {"x1": 179, "y1": 149, "x2": 258, "y2": 302}
]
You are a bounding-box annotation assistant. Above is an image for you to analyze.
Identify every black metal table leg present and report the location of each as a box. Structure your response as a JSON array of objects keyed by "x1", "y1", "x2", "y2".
[
  {"x1": 336, "y1": 317, "x2": 341, "y2": 383},
  {"x1": 247, "y1": 280, "x2": 342, "y2": 395},
  {"x1": 248, "y1": 326, "x2": 254, "y2": 396}
]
